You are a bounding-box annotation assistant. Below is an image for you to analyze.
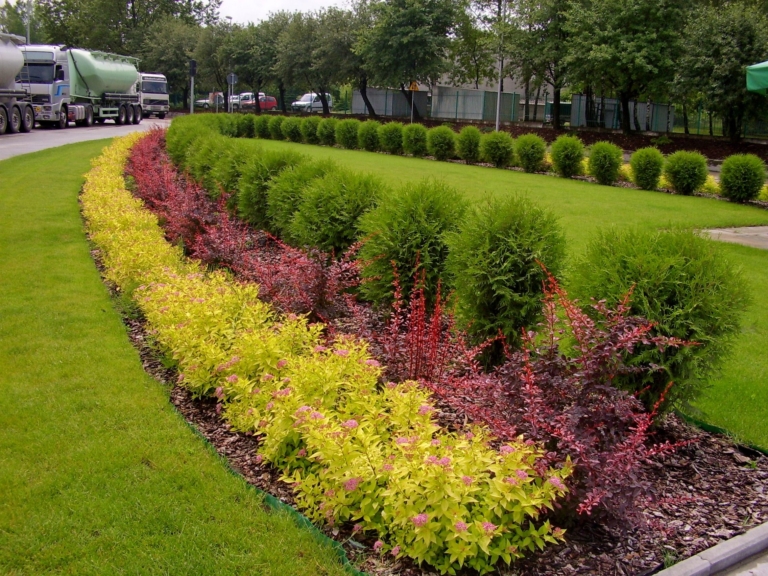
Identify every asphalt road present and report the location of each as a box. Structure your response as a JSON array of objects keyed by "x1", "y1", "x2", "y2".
[{"x1": 0, "y1": 118, "x2": 170, "y2": 162}]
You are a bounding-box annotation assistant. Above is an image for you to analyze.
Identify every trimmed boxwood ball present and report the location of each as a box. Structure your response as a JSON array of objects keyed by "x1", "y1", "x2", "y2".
[
  {"x1": 550, "y1": 135, "x2": 584, "y2": 178},
  {"x1": 588, "y1": 141, "x2": 623, "y2": 185},
  {"x1": 630, "y1": 147, "x2": 664, "y2": 190},
  {"x1": 514, "y1": 133, "x2": 546, "y2": 173},
  {"x1": 336, "y1": 119, "x2": 360, "y2": 149},
  {"x1": 268, "y1": 115, "x2": 286, "y2": 140},
  {"x1": 663, "y1": 151, "x2": 708, "y2": 195},
  {"x1": 456, "y1": 126, "x2": 482, "y2": 164},
  {"x1": 300, "y1": 116, "x2": 322, "y2": 144},
  {"x1": 253, "y1": 114, "x2": 271, "y2": 139},
  {"x1": 402, "y1": 123, "x2": 428, "y2": 157},
  {"x1": 571, "y1": 227, "x2": 749, "y2": 413},
  {"x1": 446, "y1": 195, "x2": 566, "y2": 351},
  {"x1": 480, "y1": 131, "x2": 514, "y2": 168},
  {"x1": 378, "y1": 121, "x2": 404, "y2": 154},
  {"x1": 427, "y1": 126, "x2": 456, "y2": 161},
  {"x1": 719, "y1": 154, "x2": 766, "y2": 202},
  {"x1": 281, "y1": 116, "x2": 303, "y2": 142},
  {"x1": 317, "y1": 117, "x2": 338, "y2": 146},
  {"x1": 358, "y1": 178, "x2": 469, "y2": 306},
  {"x1": 358, "y1": 120, "x2": 381, "y2": 151}
]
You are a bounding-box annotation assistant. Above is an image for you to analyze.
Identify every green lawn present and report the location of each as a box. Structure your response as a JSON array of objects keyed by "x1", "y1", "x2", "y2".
[
  {"x1": 0, "y1": 141, "x2": 349, "y2": 575},
  {"x1": 256, "y1": 139, "x2": 768, "y2": 449}
]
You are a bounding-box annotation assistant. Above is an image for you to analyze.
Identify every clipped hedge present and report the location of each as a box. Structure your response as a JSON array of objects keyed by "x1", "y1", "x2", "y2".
[
  {"x1": 317, "y1": 118, "x2": 339, "y2": 146},
  {"x1": 427, "y1": 126, "x2": 456, "y2": 161},
  {"x1": 357, "y1": 120, "x2": 381, "y2": 152},
  {"x1": 663, "y1": 151, "x2": 708, "y2": 195},
  {"x1": 281, "y1": 116, "x2": 303, "y2": 143},
  {"x1": 378, "y1": 122, "x2": 403, "y2": 155},
  {"x1": 301, "y1": 116, "x2": 322, "y2": 145},
  {"x1": 588, "y1": 141, "x2": 623, "y2": 186},
  {"x1": 336, "y1": 119, "x2": 360, "y2": 149},
  {"x1": 630, "y1": 147, "x2": 664, "y2": 190},
  {"x1": 402, "y1": 123, "x2": 428, "y2": 157},
  {"x1": 456, "y1": 126, "x2": 482, "y2": 164},
  {"x1": 550, "y1": 135, "x2": 584, "y2": 178},
  {"x1": 514, "y1": 134, "x2": 546, "y2": 173},
  {"x1": 268, "y1": 115, "x2": 286, "y2": 140}
]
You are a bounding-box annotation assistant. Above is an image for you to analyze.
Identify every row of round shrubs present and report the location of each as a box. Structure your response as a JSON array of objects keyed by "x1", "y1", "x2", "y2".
[{"x1": 235, "y1": 113, "x2": 767, "y2": 203}]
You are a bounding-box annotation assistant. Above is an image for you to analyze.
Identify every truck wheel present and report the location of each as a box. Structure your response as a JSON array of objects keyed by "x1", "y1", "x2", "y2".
[
  {"x1": 0, "y1": 107, "x2": 7, "y2": 135},
  {"x1": 56, "y1": 106, "x2": 68, "y2": 129},
  {"x1": 126, "y1": 105, "x2": 135, "y2": 125},
  {"x1": 8, "y1": 106, "x2": 21, "y2": 133},
  {"x1": 20, "y1": 105, "x2": 34, "y2": 132},
  {"x1": 158, "y1": 113, "x2": 166, "y2": 120},
  {"x1": 83, "y1": 105, "x2": 94, "y2": 127},
  {"x1": 133, "y1": 106, "x2": 142, "y2": 124},
  {"x1": 116, "y1": 105, "x2": 127, "y2": 125}
]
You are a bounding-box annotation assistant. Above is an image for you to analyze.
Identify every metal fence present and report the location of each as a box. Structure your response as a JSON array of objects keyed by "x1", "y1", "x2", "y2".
[
  {"x1": 671, "y1": 104, "x2": 768, "y2": 139},
  {"x1": 351, "y1": 88, "x2": 428, "y2": 118},
  {"x1": 570, "y1": 94, "x2": 675, "y2": 132},
  {"x1": 431, "y1": 86, "x2": 520, "y2": 122}
]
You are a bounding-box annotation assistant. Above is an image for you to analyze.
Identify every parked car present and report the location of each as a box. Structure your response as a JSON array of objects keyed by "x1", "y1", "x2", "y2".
[
  {"x1": 291, "y1": 92, "x2": 333, "y2": 113},
  {"x1": 239, "y1": 92, "x2": 278, "y2": 112},
  {"x1": 195, "y1": 92, "x2": 224, "y2": 109}
]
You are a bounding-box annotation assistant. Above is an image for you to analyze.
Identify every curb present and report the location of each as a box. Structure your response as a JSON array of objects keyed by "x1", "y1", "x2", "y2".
[{"x1": 655, "y1": 521, "x2": 768, "y2": 575}]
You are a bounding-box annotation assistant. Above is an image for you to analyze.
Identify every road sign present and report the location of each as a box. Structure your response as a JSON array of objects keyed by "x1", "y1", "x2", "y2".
[
  {"x1": 409, "y1": 81, "x2": 419, "y2": 91},
  {"x1": 227, "y1": 73, "x2": 238, "y2": 85}
]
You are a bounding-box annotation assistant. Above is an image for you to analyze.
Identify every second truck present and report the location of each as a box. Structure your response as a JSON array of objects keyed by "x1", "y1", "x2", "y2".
[{"x1": 0, "y1": 32, "x2": 34, "y2": 134}]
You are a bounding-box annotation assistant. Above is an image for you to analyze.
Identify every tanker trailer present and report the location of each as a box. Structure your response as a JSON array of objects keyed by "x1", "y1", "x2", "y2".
[
  {"x1": 0, "y1": 32, "x2": 34, "y2": 135},
  {"x1": 20, "y1": 45, "x2": 141, "y2": 128}
]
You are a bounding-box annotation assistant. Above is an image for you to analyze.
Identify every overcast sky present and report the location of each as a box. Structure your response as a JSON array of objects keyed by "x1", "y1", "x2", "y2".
[{"x1": 219, "y1": 0, "x2": 345, "y2": 24}]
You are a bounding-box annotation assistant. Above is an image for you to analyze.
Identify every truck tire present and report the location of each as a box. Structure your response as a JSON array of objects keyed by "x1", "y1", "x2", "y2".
[
  {"x1": 83, "y1": 105, "x2": 94, "y2": 127},
  {"x1": 158, "y1": 112, "x2": 166, "y2": 120},
  {"x1": 20, "y1": 105, "x2": 34, "y2": 132},
  {"x1": 8, "y1": 105, "x2": 21, "y2": 133},
  {"x1": 56, "y1": 106, "x2": 68, "y2": 129},
  {"x1": 126, "y1": 105, "x2": 135, "y2": 125},
  {"x1": 116, "y1": 105, "x2": 127, "y2": 125},
  {"x1": 132, "y1": 106, "x2": 141, "y2": 124},
  {"x1": 0, "y1": 107, "x2": 7, "y2": 135}
]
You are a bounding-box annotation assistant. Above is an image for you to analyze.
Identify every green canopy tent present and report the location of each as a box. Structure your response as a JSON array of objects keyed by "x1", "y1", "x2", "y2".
[{"x1": 747, "y1": 61, "x2": 768, "y2": 95}]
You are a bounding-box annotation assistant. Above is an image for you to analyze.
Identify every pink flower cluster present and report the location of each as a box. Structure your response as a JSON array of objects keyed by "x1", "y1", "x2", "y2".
[
  {"x1": 412, "y1": 513, "x2": 429, "y2": 527},
  {"x1": 343, "y1": 477, "x2": 362, "y2": 491}
]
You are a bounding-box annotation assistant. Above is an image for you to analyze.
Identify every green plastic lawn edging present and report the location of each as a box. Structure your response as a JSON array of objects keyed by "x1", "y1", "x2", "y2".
[
  {"x1": 172, "y1": 405, "x2": 367, "y2": 576},
  {"x1": 675, "y1": 410, "x2": 768, "y2": 457}
]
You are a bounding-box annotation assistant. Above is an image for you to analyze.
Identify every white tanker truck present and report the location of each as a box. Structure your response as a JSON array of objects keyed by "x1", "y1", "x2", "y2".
[
  {"x1": 0, "y1": 32, "x2": 35, "y2": 135},
  {"x1": 19, "y1": 44, "x2": 143, "y2": 128}
]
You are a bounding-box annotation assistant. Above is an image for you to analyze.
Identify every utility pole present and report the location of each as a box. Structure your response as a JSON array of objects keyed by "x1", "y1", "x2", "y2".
[
  {"x1": 25, "y1": 0, "x2": 32, "y2": 44},
  {"x1": 189, "y1": 60, "x2": 196, "y2": 115},
  {"x1": 495, "y1": 0, "x2": 505, "y2": 131}
]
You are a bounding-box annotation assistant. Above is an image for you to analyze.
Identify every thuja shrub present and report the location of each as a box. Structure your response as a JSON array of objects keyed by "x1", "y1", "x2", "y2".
[
  {"x1": 281, "y1": 116, "x2": 303, "y2": 143},
  {"x1": 571, "y1": 227, "x2": 749, "y2": 411},
  {"x1": 357, "y1": 120, "x2": 381, "y2": 152},
  {"x1": 300, "y1": 116, "x2": 322, "y2": 144},
  {"x1": 456, "y1": 126, "x2": 481, "y2": 164},
  {"x1": 550, "y1": 135, "x2": 584, "y2": 178},
  {"x1": 237, "y1": 149, "x2": 307, "y2": 229},
  {"x1": 427, "y1": 126, "x2": 456, "y2": 161},
  {"x1": 663, "y1": 151, "x2": 708, "y2": 195},
  {"x1": 267, "y1": 160, "x2": 339, "y2": 240},
  {"x1": 254, "y1": 114, "x2": 271, "y2": 139},
  {"x1": 289, "y1": 169, "x2": 382, "y2": 253},
  {"x1": 514, "y1": 134, "x2": 546, "y2": 173},
  {"x1": 209, "y1": 139, "x2": 261, "y2": 197},
  {"x1": 446, "y1": 196, "x2": 566, "y2": 350},
  {"x1": 720, "y1": 154, "x2": 766, "y2": 202},
  {"x1": 480, "y1": 131, "x2": 514, "y2": 168},
  {"x1": 236, "y1": 114, "x2": 255, "y2": 138},
  {"x1": 587, "y1": 141, "x2": 623, "y2": 185},
  {"x1": 378, "y1": 121, "x2": 403, "y2": 154},
  {"x1": 358, "y1": 179, "x2": 469, "y2": 306},
  {"x1": 268, "y1": 115, "x2": 286, "y2": 140},
  {"x1": 335, "y1": 119, "x2": 360, "y2": 149},
  {"x1": 630, "y1": 147, "x2": 664, "y2": 190},
  {"x1": 317, "y1": 117, "x2": 338, "y2": 146},
  {"x1": 185, "y1": 135, "x2": 233, "y2": 196},
  {"x1": 402, "y1": 123, "x2": 428, "y2": 157}
]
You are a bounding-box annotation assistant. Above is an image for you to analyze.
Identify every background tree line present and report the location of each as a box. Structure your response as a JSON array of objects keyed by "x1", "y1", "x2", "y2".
[{"x1": 1, "y1": 0, "x2": 767, "y2": 139}]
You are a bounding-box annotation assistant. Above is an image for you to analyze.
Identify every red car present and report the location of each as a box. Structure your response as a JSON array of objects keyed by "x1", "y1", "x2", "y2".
[{"x1": 240, "y1": 92, "x2": 278, "y2": 112}]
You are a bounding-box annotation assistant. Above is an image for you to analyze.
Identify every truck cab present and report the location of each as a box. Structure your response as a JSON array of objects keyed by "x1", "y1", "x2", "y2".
[
  {"x1": 138, "y1": 72, "x2": 168, "y2": 119},
  {"x1": 17, "y1": 45, "x2": 69, "y2": 127}
]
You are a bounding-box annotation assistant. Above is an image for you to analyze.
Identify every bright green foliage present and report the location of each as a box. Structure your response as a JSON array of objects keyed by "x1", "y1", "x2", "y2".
[
  {"x1": 480, "y1": 131, "x2": 514, "y2": 168},
  {"x1": 185, "y1": 135, "x2": 233, "y2": 197},
  {"x1": 254, "y1": 115, "x2": 271, "y2": 139},
  {"x1": 209, "y1": 139, "x2": 261, "y2": 197},
  {"x1": 301, "y1": 116, "x2": 322, "y2": 144},
  {"x1": 427, "y1": 126, "x2": 456, "y2": 161},
  {"x1": 587, "y1": 141, "x2": 623, "y2": 186},
  {"x1": 358, "y1": 120, "x2": 382, "y2": 152},
  {"x1": 336, "y1": 119, "x2": 361, "y2": 149},
  {"x1": 456, "y1": 126, "x2": 481, "y2": 164},
  {"x1": 514, "y1": 134, "x2": 547, "y2": 173},
  {"x1": 217, "y1": 114, "x2": 238, "y2": 138},
  {"x1": 289, "y1": 170, "x2": 383, "y2": 253},
  {"x1": 402, "y1": 123, "x2": 428, "y2": 157},
  {"x1": 317, "y1": 118, "x2": 339, "y2": 146},
  {"x1": 166, "y1": 115, "x2": 219, "y2": 166},
  {"x1": 266, "y1": 160, "x2": 341, "y2": 241},
  {"x1": 236, "y1": 114, "x2": 255, "y2": 138},
  {"x1": 571, "y1": 227, "x2": 749, "y2": 412},
  {"x1": 550, "y1": 135, "x2": 584, "y2": 178},
  {"x1": 269, "y1": 115, "x2": 287, "y2": 140},
  {"x1": 630, "y1": 147, "x2": 664, "y2": 190},
  {"x1": 358, "y1": 179, "x2": 469, "y2": 306},
  {"x1": 720, "y1": 154, "x2": 766, "y2": 202},
  {"x1": 378, "y1": 122, "x2": 404, "y2": 154},
  {"x1": 281, "y1": 117, "x2": 304, "y2": 143},
  {"x1": 663, "y1": 151, "x2": 708, "y2": 196},
  {"x1": 446, "y1": 196, "x2": 566, "y2": 348},
  {"x1": 237, "y1": 149, "x2": 307, "y2": 229}
]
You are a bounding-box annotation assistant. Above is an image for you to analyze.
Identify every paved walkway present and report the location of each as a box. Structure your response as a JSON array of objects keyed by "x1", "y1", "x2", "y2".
[
  {"x1": 718, "y1": 552, "x2": 768, "y2": 575},
  {"x1": 707, "y1": 227, "x2": 768, "y2": 250}
]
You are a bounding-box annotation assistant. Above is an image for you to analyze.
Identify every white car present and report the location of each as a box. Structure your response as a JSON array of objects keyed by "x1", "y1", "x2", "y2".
[{"x1": 291, "y1": 92, "x2": 333, "y2": 113}]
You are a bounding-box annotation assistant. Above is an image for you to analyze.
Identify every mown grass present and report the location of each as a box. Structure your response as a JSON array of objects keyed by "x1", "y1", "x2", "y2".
[
  {"x1": 0, "y1": 140, "x2": 349, "y2": 575},
  {"x1": 254, "y1": 139, "x2": 768, "y2": 449}
]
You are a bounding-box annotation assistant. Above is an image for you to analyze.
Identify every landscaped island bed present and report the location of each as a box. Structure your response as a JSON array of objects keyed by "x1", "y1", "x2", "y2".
[{"x1": 76, "y1": 117, "x2": 768, "y2": 574}]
